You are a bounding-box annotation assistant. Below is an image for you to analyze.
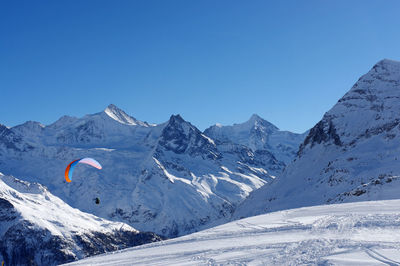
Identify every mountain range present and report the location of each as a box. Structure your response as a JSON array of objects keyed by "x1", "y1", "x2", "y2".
[{"x1": 0, "y1": 104, "x2": 305, "y2": 240}]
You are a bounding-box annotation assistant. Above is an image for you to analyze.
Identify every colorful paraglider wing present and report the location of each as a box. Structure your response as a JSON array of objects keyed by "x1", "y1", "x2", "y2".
[
  {"x1": 65, "y1": 158, "x2": 102, "y2": 182},
  {"x1": 79, "y1": 158, "x2": 102, "y2": 169},
  {"x1": 65, "y1": 159, "x2": 80, "y2": 183}
]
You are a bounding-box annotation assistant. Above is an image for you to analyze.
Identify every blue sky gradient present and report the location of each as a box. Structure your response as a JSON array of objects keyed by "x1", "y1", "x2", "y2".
[{"x1": 1, "y1": 0, "x2": 400, "y2": 132}]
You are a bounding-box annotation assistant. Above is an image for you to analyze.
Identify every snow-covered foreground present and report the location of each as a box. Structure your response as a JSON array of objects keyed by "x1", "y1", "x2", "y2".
[{"x1": 66, "y1": 199, "x2": 400, "y2": 265}]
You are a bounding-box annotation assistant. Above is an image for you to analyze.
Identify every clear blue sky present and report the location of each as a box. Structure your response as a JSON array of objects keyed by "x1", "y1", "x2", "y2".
[{"x1": 1, "y1": 0, "x2": 400, "y2": 133}]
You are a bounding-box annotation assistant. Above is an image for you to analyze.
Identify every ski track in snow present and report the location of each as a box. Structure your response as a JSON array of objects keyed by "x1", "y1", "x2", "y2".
[{"x1": 66, "y1": 199, "x2": 400, "y2": 265}]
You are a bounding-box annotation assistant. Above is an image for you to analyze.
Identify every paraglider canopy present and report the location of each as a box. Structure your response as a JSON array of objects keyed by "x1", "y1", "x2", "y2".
[{"x1": 65, "y1": 158, "x2": 102, "y2": 183}]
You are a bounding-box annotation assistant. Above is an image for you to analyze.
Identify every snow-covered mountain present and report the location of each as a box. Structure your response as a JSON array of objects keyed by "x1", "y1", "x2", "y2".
[
  {"x1": 0, "y1": 173, "x2": 161, "y2": 266},
  {"x1": 65, "y1": 199, "x2": 400, "y2": 265},
  {"x1": 0, "y1": 105, "x2": 298, "y2": 238},
  {"x1": 204, "y1": 114, "x2": 307, "y2": 164},
  {"x1": 10, "y1": 104, "x2": 159, "y2": 148},
  {"x1": 235, "y1": 59, "x2": 400, "y2": 219}
]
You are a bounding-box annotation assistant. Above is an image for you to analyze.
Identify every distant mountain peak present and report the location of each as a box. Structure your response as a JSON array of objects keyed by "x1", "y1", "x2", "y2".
[
  {"x1": 249, "y1": 113, "x2": 262, "y2": 121},
  {"x1": 169, "y1": 114, "x2": 185, "y2": 124},
  {"x1": 241, "y1": 114, "x2": 279, "y2": 132},
  {"x1": 157, "y1": 114, "x2": 218, "y2": 157},
  {"x1": 365, "y1": 58, "x2": 400, "y2": 79},
  {"x1": 374, "y1": 58, "x2": 400, "y2": 68},
  {"x1": 162, "y1": 114, "x2": 195, "y2": 140},
  {"x1": 104, "y1": 104, "x2": 149, "y2": 126}
]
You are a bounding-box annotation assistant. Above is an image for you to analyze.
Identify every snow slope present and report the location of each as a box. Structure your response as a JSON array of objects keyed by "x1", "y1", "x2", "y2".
[
  {"x1": 65, "y1": 199, "x2": 400, "y2": 265},
  {"x1": 0, "y1": 173, "x2": 161, "y2": 265},
  {"x1": 235, "y1": 59, "x2": 400, "y2": 219},
  {"x1": 0, "y1": 105, "x2": 296, "y2": 237}
]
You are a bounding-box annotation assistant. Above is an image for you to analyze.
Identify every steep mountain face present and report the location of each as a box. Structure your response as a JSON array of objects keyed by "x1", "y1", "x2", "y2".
[
  {"x1": 0, "y1": 124, "x2": 34, "y2": 154},
  {"x1": 103, "y1": 104, "x2": 151, "y2": 126},
  {"x1": 124, "y1": 115, "x2": 276, "y2": 236},
  {"x1": 204, "y1": 114, "x2": 307, "y2": 165},
  {"x1": 234, "y1": 59, "x2": 400, "y2": 218},
  {"x1": 0, "y1": 105, "x2": 297, "y2": 238},
  {"x1": 0, "y1": 173, "x2": 161, "y2": 266}
]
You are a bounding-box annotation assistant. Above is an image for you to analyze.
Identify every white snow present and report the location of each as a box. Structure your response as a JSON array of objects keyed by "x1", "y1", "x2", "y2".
[
  {"x1": 104, "y1": 104, "x2": 150, "y2": 126},
  {"x1": 200, "y1": 133, "x2": 215, "y2": 145},
  {"x1": 65, "y1": 199, "x2": 400, "y2": 265}
]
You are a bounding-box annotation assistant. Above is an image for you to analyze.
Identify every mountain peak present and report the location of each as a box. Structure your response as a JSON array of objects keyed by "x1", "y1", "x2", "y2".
[
  {"x1": 158, "y1": 114, "x2": 218, "y2": 156},
  {"x1": 248, "y1": 113, "x2": 261, "y2": 121},
  {"x1": 375, "y1": 58, "x2": 400, "y2": 67},
  {"x1": 104, "y1": 104, "x2": 128, "y2": 118},
  {"x1": 14, "y1": 120, "x2": 45, "y2": 130},
  {"x1": 164, "y1": 114, "x2": 191, "y2": 135},
  {"x1": 168, "y1": 114, "x2": 185, "y2": 124},
  {"x1": 243, "y1": 114, "x2": 279, "y2": 132},
  {"x1": 368, "y1": 58, "x2": 400, "y2": 77},
  {"x1": 247, "y1": 114, "x2": 266, "y2": 124},
  {"x1": 104, "y1": 104, "x2": 148, "y2": 126},
  {"x1": 105, "y1": 103, "x2": 120, "y2": 112}
]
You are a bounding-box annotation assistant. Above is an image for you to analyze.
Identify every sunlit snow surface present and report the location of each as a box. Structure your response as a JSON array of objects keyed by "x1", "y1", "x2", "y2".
[
  {"x1": 0, "y1": 173, "x2": 138, "y2": 238},
  {"x1": 66, "y1": 199, "x2": 400, "y2": 265}
]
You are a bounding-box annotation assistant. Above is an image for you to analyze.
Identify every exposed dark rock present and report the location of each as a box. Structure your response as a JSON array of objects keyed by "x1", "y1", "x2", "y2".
[
  {"x1": 299, "y1": 117, "x2": 342, "y2": 155},
  {"x1": 0, "y1": 218, "x2": 162, "y2": 266},
  {"x1": 157, "y1": 115, "x2": 220, "y2": 159}
]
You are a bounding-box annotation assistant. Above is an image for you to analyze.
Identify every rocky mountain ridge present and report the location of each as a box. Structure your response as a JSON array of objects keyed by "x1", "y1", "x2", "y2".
[{"x1": 234, "y1": 59, "x2": 400, "y2": 219}]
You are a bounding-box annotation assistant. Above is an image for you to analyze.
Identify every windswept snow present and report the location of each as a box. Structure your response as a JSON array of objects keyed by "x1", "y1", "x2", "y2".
[{"x1": 66, "y1": 199, "x2": 400, "y2": 265}]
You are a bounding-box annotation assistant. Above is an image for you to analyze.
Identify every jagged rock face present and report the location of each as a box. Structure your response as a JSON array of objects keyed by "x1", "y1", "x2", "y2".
[
  {"x1": 234, "y1": 59, "x2": 400, "y2": 219},
  {"x1": 0, "y1": 219, "x2": 161, "y2": 266},
  {"x1": 157, "y1": 115, "x2": 220, "y2": 159},
  {"x1": 0, "y1": 174, "x2": 162, "y2": 266},
  {"x1": 0, "y1": 221, "x2": 76, "y2": 266},
  {"x1": 301, "y1": 59, "x2": 400, "y2": 153},
  {"x1": 299, "y1": 116, "x2": 342, "y2": 154}
]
